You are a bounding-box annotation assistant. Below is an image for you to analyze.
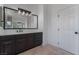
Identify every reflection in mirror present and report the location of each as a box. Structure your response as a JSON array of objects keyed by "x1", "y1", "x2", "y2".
[
  {"x1": 4, "y1": 7, "x2": 38, "y2": 29},
  {"x1": 5, "y1": 15, "x2": 12, "y2": 28},
  {"x1": 0, "y1": 7, "x2": 3, "y2": 28}
]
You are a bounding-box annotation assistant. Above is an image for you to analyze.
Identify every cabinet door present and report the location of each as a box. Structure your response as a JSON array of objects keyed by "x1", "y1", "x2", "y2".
[
  {"x1": 16, "y1": 38, "x2": 27, "y2": 53},
  {"x1": 16, "y1": 34, "x2": 33, "y2": 54},
  {"x1": 33, "y1": 33, "x2": 42, "y2": 47},
  {"x1": 26, "y1": 34, "x2": 33, "y2": 48},
  {"x1": 0, "y1": 40, "x2": 15, "y2": 55}
]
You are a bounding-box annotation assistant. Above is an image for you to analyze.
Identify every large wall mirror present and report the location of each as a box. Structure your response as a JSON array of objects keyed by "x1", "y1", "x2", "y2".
[
  {"x1": 3, "y1": 7, "x2": 38, "y2": 29},
  {"x1": 0, "y1": 7, "x2": 3, "y2": 28}
]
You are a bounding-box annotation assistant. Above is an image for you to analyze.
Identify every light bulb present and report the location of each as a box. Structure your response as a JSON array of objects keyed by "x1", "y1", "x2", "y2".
[
  {"x1": 22, "y1": 11, "x2": 25, "y2": 15},
  {"x1": 18, "y1": 10, "x2": 21, "y2": 14},
  {"x1": 25, "y1": 13, "x2": 29, "y2": 16},
  {"x1": 29, "y1": 13, "x2": 32, "y2": 16}
]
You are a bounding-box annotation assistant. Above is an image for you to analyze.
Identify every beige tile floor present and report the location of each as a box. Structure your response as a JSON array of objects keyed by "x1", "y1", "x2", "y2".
[{"x1": 19, "y1": 44, "x2": 73, "y2": 55}]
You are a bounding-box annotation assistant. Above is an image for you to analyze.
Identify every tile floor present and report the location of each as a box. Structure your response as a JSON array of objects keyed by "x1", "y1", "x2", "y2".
[{"x1": 19, "y1": 44, "x2": 73, "y2": 55}]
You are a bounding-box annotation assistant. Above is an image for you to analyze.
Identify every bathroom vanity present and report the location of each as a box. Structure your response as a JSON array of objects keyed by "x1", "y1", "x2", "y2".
[
  {"x1": 0, "y1": 6, "x2": 42, "y2": 55},
  {"x1": 0, "y1": 32, "x2": 43, "y2": 55}
]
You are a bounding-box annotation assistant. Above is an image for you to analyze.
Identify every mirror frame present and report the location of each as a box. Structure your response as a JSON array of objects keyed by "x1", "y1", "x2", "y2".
[{"x1": 3, "y1": 6, "x2": 38, "y2": 29}]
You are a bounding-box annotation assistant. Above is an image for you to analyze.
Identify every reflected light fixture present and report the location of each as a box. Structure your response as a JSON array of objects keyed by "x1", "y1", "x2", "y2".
[{"x1": 7, "y1": 21, "x2": 11, "y2": 25}]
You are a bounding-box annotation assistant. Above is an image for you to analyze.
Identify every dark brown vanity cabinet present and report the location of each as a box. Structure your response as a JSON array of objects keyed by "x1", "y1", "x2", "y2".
[{"x1": 0, "y1": 32, "x2": 43, "y2": 55}]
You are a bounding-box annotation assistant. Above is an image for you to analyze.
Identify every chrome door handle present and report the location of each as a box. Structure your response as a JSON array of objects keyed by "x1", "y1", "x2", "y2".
[{"x1": 75, "y1": 32, "x2": 78, "y2": 34}]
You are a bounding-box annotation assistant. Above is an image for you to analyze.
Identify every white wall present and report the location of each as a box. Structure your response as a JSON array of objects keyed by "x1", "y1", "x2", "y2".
[
  {"x1": 43, "y1": 5, "x2": 50, "y2": 45},
  {"x1": 43, "y1": 4, "x2": 76, "y2": 46},
  {"x1": 0, "y1": 4, "x2": 44, "y2": 36}
]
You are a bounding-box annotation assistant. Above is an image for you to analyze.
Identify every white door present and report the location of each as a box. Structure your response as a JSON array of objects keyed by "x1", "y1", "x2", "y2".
[{"x1": 57, "y1": 6, "x2": 79, "y2": 54}]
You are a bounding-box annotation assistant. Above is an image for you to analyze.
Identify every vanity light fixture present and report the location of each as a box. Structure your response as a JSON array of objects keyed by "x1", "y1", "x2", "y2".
[{"x1": 18, "y1": 8, "x2": 31, "y2": 16}]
